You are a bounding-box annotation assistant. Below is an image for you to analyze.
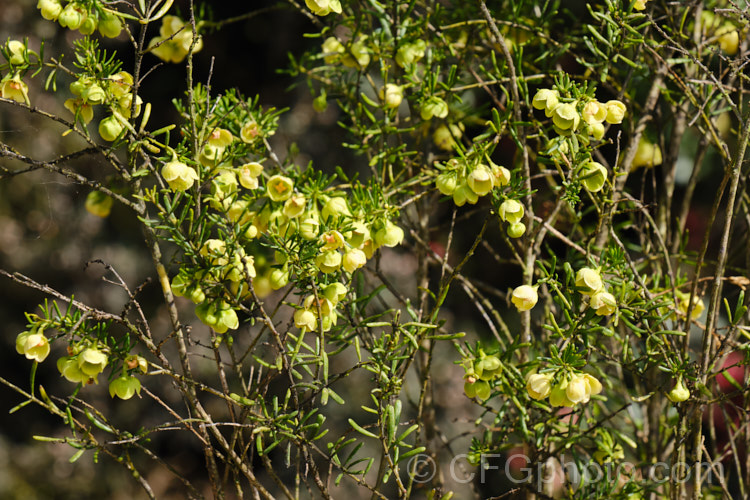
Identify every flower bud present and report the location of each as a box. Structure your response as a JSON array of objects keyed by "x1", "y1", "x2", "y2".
[
  {"x1": 667, "y1": 377, "x2": 690, "y2": 403},
  {"x1": 313, "y1": 92, "x2": 327, "y2": 112},
  {"x1": 575, "y1": 267, "x2": 603, "y2": 295},
  {"x1": 580, "y1": 160, "x2": 607, "y2": 192},
  {"x1": 511, "y1": 285, "x2": 538, "y2": 312},
  {"x1": 162, "y1": 160, "x2": 198, "y2": 191},
  {"x1": 99, "y1": 115, "x2": 124, "y2": 142},
  {"x1": 6, "y1": 41, "x2": 26, "y2": 66},
  {"x1": 266, "y1": 175, "x2": 294, "y2": 202},
  {"x1": 498, "y1": 199, "x2": 524, "y2": 224},
  {"x1": 343, "y1": 247, "x2": 367, "y2": 273},
  {"x1": 380, "y1": 84, "x2": 403, "y2": 109},
  {"x1": 467, "y1": 165, "x2": 494, "y2": 196},
  {"x1": 605, "y1": 100, "x2": 626, "y2": 124},
  {"x1": 526, "y1": 373, "x2": 552, "y2": 400},
  {"x1": 85, "y1": 191, "x2": 113, "y2": 217},
  {"x1": 717, "y1": 23, "x2": 740, "y2": 55},
  {"x1": 588, "y1": 121, "x2": 605, "y2": 141},
  {"x1": 507, "y1": 222, "x2": 526, "y2": 239},
  {"x1": 590, "y1": 291, "x2": 617, "y2": 316},
  {"x1": 109, "y1": 376, "x2": 141, "y2": 400},
  {"x1": 552, "y1": 103, "x2": 580, "y2": 131}
]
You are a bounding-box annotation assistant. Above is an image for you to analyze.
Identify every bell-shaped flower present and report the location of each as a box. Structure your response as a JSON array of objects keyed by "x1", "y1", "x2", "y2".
[
  {"x1": 575, "y1": 267, "x2": 603, "y2": 295},
  {"x1": 499, "y1": 199, "x2": 524, "y2": 224},
  {"x1": 305, "y1": 0, "x2": 342, "y2": 16},
  {"x1": 77, "y1": 346, "x2": 108, "y2": 377},
  {"x1": 526, "y1": 373, "x2": 552, "y2": 400},
  {"x1": 343, "y1": 247, "x2": 367, "y2": 273},
  {"x1": 38, "y1": 0, "x2": 63, "y2": 21},
  {"x1": 511, "y1": 285, "x2": 538, "y2": 312},
  {"x1": 266, "y1": 175, "x2": 294, "y2": 202},
  {"x1": 467, "y1": 165, "x2": 494, "y2": 196},
  {"x1": 552, "y1": 102, "x2": 580, "y2": 131},
  {"x1": 590, "y1": 290, "x2": 617, "y2": 316},
  {"x1": 374, "y1": 221, "x2": 404, "y2": 248},
  {"x1": 16, "y1": 329, "x2": 50, "y2": 363},
  {"x1": 1, "y1": 74, "x2": 29, "y2": 105},
  {"x1": 380, "y1": 84, "x2": 403, "y2": 109},
  {"x1": 579, "y1": 161, "x2": 608, "y2": 193},
  {"x1": 321, "y1": 196, "x2": 351, "y2": 222},
  {"x1": 667, "y1": 377, "x2": 690, "y2": 403},
  {"x1": 605, "y1": 100, "x2": 626, "y2": 124},
  {"x1": 162, "y1": 160, "x2": 198, "y2": 191},
  {"x1": 420, "y1": 96, "x2": 449, "y2": 120},
  {"x1": 109, "y1": 376, "x2": 141, "y2": 400}
]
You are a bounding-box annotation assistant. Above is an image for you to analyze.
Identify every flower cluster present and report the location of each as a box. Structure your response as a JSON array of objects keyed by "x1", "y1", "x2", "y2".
[
  {"x1": 148, "y1": 15, "x2": 203, "y2": 64},
  {"x1": 463, "y1": 351, "x2": 503, "y2": 401},
  {"x1": 575, "y1": 267, "x2": 617, "y2": 316},
  {"x1": 526, "y1": 370, "x2": 602, "y2": 407},
  {"x1": 321, "y1": 36, "x2": 371, "y2": 69},
  {"x1": 65, "y1": 70, "x2": 142, "y2": 142},
  {"x1": 435, "y1": 157, "x2": 511, "y2": 207},
  {"x1": 532, "y1": 88, "x2": 625, "y2": 141},
  {"x1": 293, "y1": 283, "x2": 347, "y2": 333},
  {"x1": 38, "y1": 0, "x2": 123, "y2": 38}
]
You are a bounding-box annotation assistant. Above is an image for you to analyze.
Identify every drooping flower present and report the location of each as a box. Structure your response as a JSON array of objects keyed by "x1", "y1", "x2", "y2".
[
  {"x1": 162, "y1": 160, "x2": 199, "y2": 191},
  {"x1": 511, "y1": 285, "x2": 538, "y2": 312}
]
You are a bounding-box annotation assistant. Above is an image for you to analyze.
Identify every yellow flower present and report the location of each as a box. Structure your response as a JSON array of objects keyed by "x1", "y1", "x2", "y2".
[
  {"x1": 1, "y1": 75, "x2": 29, "y2": 105},
  {"x1": 590, "y1": 291, "x2": 617, "y2": 316},
  {"x1": 499, "y1": 199, "x2": 524, "y2": 224},
  {"x1": 633, "y1": 0, "x2": 648, "y2": 11},
  {"x1": 162, "y1": 160, "x2": 199, "y2": 191},
  {"x1": 16, "y1": 329, "x2": 50, "y2": 363},
  {"x1": 575, "y1": 267, "x2": 603, "y2": 296},
  {"x1": 305, "y1": 0, "x2": 342, "y2": 16},
  {"x1": 511, "y1": 285, "x2": 538, "y2": 312},
  {"x1": 380, "y1": 84, "x2": 403, "y2": 109},
  {"x1": 467, "y1": 165, "x2": 494, "y2": 197},
  {"x1": 85, "y1": 191, "x2": 113, "y2": 218},
  {"x1": 526, "y1": 373, "x2": 552, "y2": 400},
  {"x1": 605, "y1": 100, "x2": 626, "y2": 124}
]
